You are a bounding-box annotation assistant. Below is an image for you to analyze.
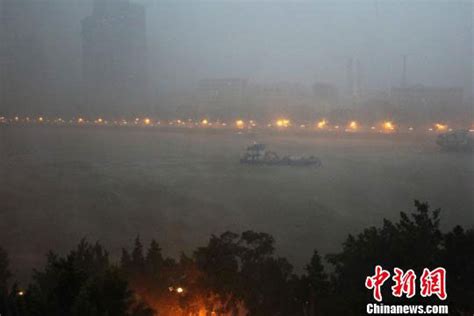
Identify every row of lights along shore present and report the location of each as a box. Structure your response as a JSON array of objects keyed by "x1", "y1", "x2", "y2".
[{"x1": 1, "y1": 116, "x2": 473, "y2": 133}]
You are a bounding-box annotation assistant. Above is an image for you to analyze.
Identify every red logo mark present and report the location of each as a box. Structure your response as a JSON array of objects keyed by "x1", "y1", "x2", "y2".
[
  {"x1": 392, "y1": 268, "x2": 416, "y2": 298},
  {"x1": 420, "y1": 267, "x2": 447, "y2": 300},
  {"x1": 365, "y1": 265, "x2": 391, "y2": 302}
]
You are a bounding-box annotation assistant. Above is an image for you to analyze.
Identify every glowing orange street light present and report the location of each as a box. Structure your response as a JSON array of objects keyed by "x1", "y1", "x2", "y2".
[
  {"x1": 176, "y1": 287, "x2": 184, "y2": 294},
  {"x1": 78, "y1": 118, "x2": 84, "y2": 123},
  {"x1": 383, "y1": 121, "x2": 395, "y2": 131},
  {"x1": 276, "y1": 119, "x2": 290, "y2": 128},
  {"x1": 348, "y1": 121, "x2": 358, "y2": 130},
  {"x1": 143, "y1": 118, "x2": 151, "y2": 125},
  {"x1": 435, "y1": 123, "x2": 448, "y2": 132},
  {"x1": 38, "y1": 117, "x2": 44, "y2": 122},
  {"x1": 201, "y1": 119, "x2": 209, "y2": 125},
  {"x1": 235, "y1": 120, "x2": 245, "y2": 128},
  {"x1": 317, "y1": 119, "x2": 327, "y2": 129}
]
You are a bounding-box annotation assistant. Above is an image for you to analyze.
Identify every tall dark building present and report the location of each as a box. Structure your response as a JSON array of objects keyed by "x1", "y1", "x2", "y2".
[
  {"x1": 0, "y1": 0, "x2": 85, "y2": 116},
  {"x1": 0, "y1": 0, "x2": 5, "y2": 114},
  {"x1": 0, "y1": 0, "x2": 46, "y2": 115},
  {"x1": 81, "y1": 0, "x2": 148, "y2": 117}
]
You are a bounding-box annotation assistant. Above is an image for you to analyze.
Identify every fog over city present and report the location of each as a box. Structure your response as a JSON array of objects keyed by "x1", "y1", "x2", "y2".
[
  {"x1": 144, "y1": 0, "x2": 472, "y2": 90},
  {"x1": 0, "y1": 2, "x2": 473, "y2": 314},
  {"x1": 0, "y1": 0, "x2": 472, "y2": 120}
]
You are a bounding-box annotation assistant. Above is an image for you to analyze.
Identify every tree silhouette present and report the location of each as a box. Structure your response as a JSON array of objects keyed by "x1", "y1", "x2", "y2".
[
  {"x1": 194, "y1": 231, "x2": 242, "y2": 313},
  {"x1": 145, "y1": 240, "x2": 164, "y2": 277},
  {"x1": 23, "y1": 239, "x2": 153, "y2": 316},
  {"x1": 297, "y1": 250, "x2": 329, "y2": 316},
  {"x1": 326, "y1": 201, "x2": 454, "y2": 315},
  {"x1": 0, "y1": 200, "x2": 472, "y2": 316},
  {"x1": 442, "y1": 226, "x2": 474, "y2": 315},
  {"x1": 131, "y1": 236, "x2": 145, "y2": 272},
  {"x1": 194, "y1": 231, "x2": 296, "y2": 315},
  {"x1": 0, "y1": 247, "x2": 12, "y2": 315}
]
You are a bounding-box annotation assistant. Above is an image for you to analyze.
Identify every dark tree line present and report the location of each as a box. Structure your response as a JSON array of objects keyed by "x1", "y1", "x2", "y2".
[{"x1": 0, "y1": 200, "x2": 472, "y2": 316}]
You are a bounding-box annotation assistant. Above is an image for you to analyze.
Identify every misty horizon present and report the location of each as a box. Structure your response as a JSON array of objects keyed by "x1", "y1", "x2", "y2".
[
  {"x1": 0, "y1": 0, "x2": 472, "y2": 118},
  {"x1": 0, "y1": 2, "x2": 473, "y2": 315}
]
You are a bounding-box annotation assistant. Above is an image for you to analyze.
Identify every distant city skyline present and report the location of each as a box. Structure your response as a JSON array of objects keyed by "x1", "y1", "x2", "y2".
[
  {"x1": 142, "y1": 0, "x2": 472, "y2": 95},
  {"x1": 0, "y1": 0, "x2": 472, "y2": 117},
  {"x1": 82, "y1": 0, "x2": 149, "y2": 116}
]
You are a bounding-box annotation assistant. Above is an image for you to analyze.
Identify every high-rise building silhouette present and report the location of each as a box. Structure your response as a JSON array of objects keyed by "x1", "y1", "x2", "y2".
[
  {"x1": 344, "y1": 57, "x2": 363, "y2": 105},
  {"x1": 81, "y1": 0, "x2": 148, "y2": 117},
  {"x1": 346, "y1": 58, "x2": 354, "y2": 99},
  {"x1": 0, "y1": 0, "x2": 5, "y2": 113},
  {"x1": 401, "y1": 55, "x2": 408, "y2": 89},
  {"x1": 0, "y1": 0, "x2": 46, "y2": 115},
  {"x1": 0, "y1": 0, "x2": 84, "y2": 116}
]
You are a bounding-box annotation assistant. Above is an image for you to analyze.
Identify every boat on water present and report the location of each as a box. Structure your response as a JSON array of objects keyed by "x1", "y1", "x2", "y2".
[
  {"x1": 436, "y1": 130, "x2": 474, "y2": 152},
  {"x1": 240, "y1": 143, "x2": 322, "y2": 167}
]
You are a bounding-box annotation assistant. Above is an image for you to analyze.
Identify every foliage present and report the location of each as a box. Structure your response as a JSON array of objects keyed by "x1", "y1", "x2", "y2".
[
  {"x1": 326, "y1": 200, "x2": 471, "y2": 315},
  {"x1": 0, "y1": 200, "x2": 473, "y2": 316},
  {"x1": 12, "y1": 239, "x2": 153, "y2": 316},
  {"x1": 442, "y1": 226, "x2": 474, "y2": 315},
  {"x1": 0, "y1": 247, "x2": 12, "y2": 315}
]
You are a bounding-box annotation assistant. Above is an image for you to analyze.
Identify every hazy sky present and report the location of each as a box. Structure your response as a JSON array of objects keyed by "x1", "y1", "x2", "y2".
[
  {"x1": 136, "y1": 0, "x2": 472, "y2": 94},
  {"x1": 1, "y1": 0, "x2": 472, "y2": 97}
]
